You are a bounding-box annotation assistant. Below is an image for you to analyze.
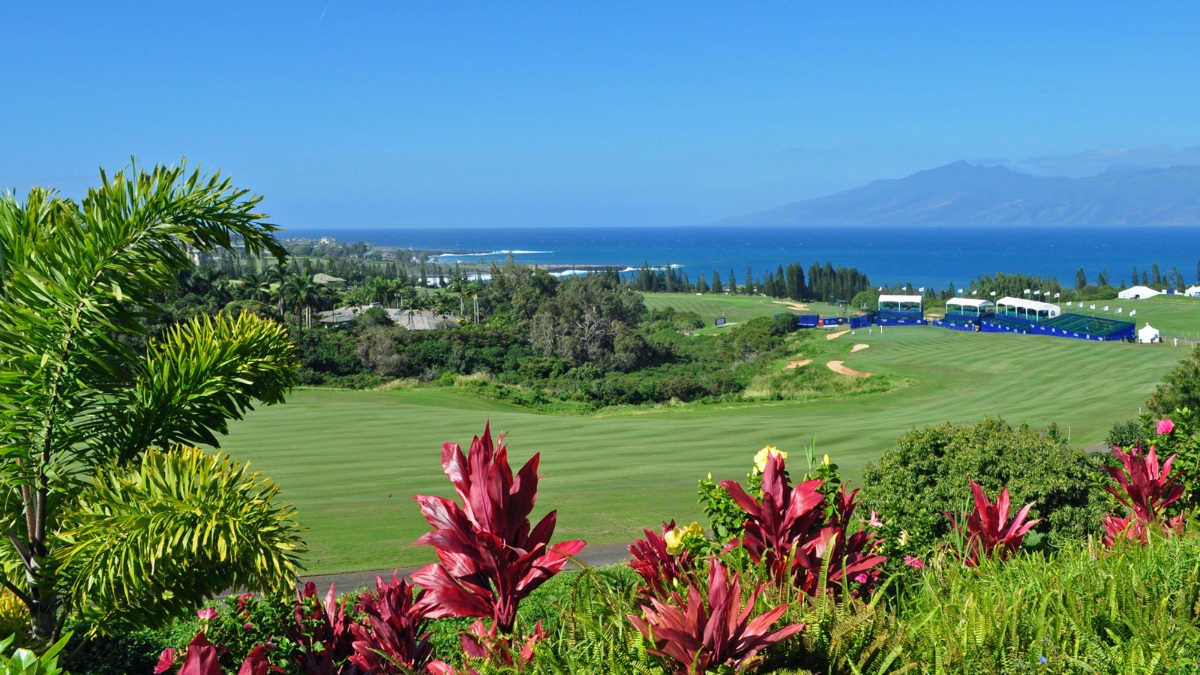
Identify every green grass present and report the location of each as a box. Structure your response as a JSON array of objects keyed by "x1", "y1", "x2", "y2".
[
  {"x1": 220, "y1": 322, "x2": 1191, "y2": 575},
  {"x1": 642, "y1": 292, "x2": 847, "y2": 326}
]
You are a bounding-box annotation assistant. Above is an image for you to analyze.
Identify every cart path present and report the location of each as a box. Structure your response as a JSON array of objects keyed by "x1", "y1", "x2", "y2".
[{"x1": 295, "y1": 542, "x2": 633, "y2": 592}]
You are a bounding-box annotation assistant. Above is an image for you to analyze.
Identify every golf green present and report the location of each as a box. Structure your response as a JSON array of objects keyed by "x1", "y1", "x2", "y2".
[{"x1": 220, "y1": 318, "x2": 1194, "y2": 575}]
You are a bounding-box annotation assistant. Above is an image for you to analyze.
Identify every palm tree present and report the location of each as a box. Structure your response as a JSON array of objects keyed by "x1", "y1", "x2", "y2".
[
  {"x1": 285, "y1": 274, "x2": 320, "y2": 328},
  {"x1": 446, "y1": 275, "x2": 467, "y2": 316},
  {"x1": 266, "y1": 261, "x2": 289, "y2": 317},
  {"x1": 0, "y1": 161, "x2": 303, "y2": 641}
]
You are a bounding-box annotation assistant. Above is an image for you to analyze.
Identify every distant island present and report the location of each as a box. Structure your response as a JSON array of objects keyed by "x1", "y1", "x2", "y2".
[{"x1": 716, "y1": 161, "x2": 1200, "y2": 227}]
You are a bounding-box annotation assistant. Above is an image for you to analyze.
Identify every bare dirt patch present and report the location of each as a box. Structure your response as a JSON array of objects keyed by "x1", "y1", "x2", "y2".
[
  {"x1": 772, "y1": 300, "x2": 810, "y2": 311},
  {"x1": 826, "y1": 360, "x2": 872, "y2": 377},
  {"x1": 785, "y1": 359, "x2": 812, "y2": 369},
  {"x1": 851, "y1": 343, "x2": 870, "y2": 353},
  {"x1": 825, "y1": 330, "x2": 851, "y2": 341}
]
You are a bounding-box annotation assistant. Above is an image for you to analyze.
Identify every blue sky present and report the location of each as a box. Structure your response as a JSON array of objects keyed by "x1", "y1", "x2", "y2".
[{"x1": 4, "y1": 3, "x2": 1200, "y2": 229}]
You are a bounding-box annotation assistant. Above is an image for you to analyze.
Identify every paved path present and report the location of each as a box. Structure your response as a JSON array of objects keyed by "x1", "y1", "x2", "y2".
[{"x1": 295, "y1": 542, "x2": 632, "y2": 592}]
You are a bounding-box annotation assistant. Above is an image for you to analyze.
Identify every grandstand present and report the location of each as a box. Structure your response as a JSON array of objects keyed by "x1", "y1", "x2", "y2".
[
  {"x1": 877, "y1": 294, "x2": 926, "y2": 326},
  {"x1": 995, "y1": 296, "x2": 1060, "y2": 321},
  {"x1": 945, "y1": 298, "x2": 994, "y2": 318},
  {"x1": 1042, "y1": 314, "x2": 1135, "y2": 341}
]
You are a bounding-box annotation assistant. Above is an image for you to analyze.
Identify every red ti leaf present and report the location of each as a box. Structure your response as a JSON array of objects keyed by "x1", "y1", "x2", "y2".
[
  {"x1": 628, "y1": 558, "x2": 805, "y2": 675},
  {"x1": 721, "y1": 452, "x2": 885, "y2": 595},
  {"x1": 413, "y1": 422, "x2": 586, "y2": 634},
  {"x1": 944, "y1": 480, "x2": 1040, "y2": 567},
  {"x1": 1102, "y1": 445, "x2": 1186, "y2": 546},
  {"x1": 177, "y1": 632, "x2": 222, "y2": 675}
]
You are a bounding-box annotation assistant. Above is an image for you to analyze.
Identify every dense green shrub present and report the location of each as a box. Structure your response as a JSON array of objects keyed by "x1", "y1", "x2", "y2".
[
  {"x1": 1148, "y1": 344, "x2": 1200, "y2": 426},
  {"x1": 861, "y1": 418, "x2": 1110, "y2": 565}
]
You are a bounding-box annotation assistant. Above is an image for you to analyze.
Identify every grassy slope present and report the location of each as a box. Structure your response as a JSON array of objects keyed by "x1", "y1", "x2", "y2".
[{"x1": 222, "y1": 296, "x2": 1196, "y2": 573}]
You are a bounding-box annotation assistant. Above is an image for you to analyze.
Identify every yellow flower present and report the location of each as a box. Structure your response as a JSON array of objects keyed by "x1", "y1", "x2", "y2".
[
  {"x1": 822, "y1": 453, "x2": 831, "y2": 466},
  {"x1": 898, "y1": 529, "x2": 909, "y2": 547},
  {"x1": 683, "y1": 521, "x2": 704, "y2": 538},
  {"x1": 664, "y1": 527, "x2": 685, "y2": 555},
  {"x1": 753, "y1": 446, "x2": 787, "y2": 473}
]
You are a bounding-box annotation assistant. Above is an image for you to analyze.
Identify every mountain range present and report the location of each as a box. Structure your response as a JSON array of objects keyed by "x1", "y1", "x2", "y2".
[{"x1": 716, "y1": 161, "x2": 1200, "y2": 227}]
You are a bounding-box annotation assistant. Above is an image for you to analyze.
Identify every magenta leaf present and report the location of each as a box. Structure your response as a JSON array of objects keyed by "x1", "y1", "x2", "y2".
[{"x1": 413, "y1": 422, "x2": 586, "y2": 635}]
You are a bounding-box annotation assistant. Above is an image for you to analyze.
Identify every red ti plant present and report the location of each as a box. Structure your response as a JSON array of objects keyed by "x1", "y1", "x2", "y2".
[
  {"x1": 944, "y1": 480, "x2": 1039, "y2": 567},
  {"x1": 721, "y1": 452, "x2": 885, "y2": 594},
  {"x1": 156, "y1": 631, "x2": 276, "y2": 675},
  {"x1": 628, "y1": 558, "x2": 805, "y2": 675},
  {"x1": 1102, "y1": 445, "x2": 1186, "y2": 546},
  {"x1": 348, "y1": 573, "x2": 440, "y2": 674},
  {"x1": 629, "y1": 520, "x2": 701, "y2": 599},
  {"x1": 411, "y1": 422, "x2": 585, "y2": 633},
  {"x1": 292, "y1": 582, "x2": 359, "y2": 675}
]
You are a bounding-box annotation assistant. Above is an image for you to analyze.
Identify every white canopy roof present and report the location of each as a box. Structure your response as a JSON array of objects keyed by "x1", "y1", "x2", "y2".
[
  {"x1": 996, "y1": 296, "x2": 1059, "y2": 312},
  {"x1": 1119, "y1": 285, "x2": 1161, "y2": 299},
  {"x1": 878, "y1": 294, "x2": 923, "y2": 304},
  {"x1": 947, "y1": 298, "x2": 994, "y2": 309}
]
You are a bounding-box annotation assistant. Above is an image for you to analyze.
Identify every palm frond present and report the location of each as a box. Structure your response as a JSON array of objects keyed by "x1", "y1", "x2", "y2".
[
  {"x1": 57, "y1": 445, "x2": 305, "y2": 632},
  {"x1": 88, "y1": 311, "x2": 298, "y2": 463}
]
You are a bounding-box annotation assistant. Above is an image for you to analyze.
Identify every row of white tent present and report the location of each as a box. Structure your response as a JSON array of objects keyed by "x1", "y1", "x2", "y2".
[{"x1": 1118, "y1": 285, "x2": 1200, "y2": 300}]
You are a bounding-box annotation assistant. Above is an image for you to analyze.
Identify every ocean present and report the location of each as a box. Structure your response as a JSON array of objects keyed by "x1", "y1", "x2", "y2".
[{"x1": 283, "y1": 226, "x2": 1200, "y2": 290}]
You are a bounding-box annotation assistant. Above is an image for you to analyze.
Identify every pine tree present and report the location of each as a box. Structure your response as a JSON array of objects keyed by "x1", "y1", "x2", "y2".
[
  {"x1": 711, "y1": 270, "x2": 723, "y2": 294},
  {"x1": 728, "y1": 267, "x2": 737, "y2": 295},
  {"x1": 746, "y1": 266, "x2": 755, "y2": 295},
  {"x1": 1075, "y1": 268, "x2": 1088, "y2": 290},
  {"x1": 696, "y1": 273, "x2": 709, "y2": 294},
  {"x1": 1098, "y1": 268, "x2": 1108, "y2": 287},
  {"x1": 1153, "y1": 264, "x2": 1162, "y2": 286}
]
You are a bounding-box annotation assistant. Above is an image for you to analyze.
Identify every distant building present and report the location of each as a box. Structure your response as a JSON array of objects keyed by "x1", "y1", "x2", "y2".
[
  {"x1": 312, "y1": 273, "x2": 345, "y2": 285},
  {"x1": 316, "y1": 305, "x2": 459, "y2": 330}
]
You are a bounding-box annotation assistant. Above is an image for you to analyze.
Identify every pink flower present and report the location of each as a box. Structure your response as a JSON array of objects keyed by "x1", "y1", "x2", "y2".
[
  {"x1": 853, "y1": 572, "x2": 869, "y2": 584},
  {"x1": 1157, "y1": 418, "x2": 1175, "y2": 435},
  {"x1": 867, "y1": 510, "x2": 884, "y2": 528},
  {"x1": 903, "y1": 555, "x2": 925, "y2": 569},
  {"x1": 197, "y1": 607, "x2": 218, "y2": 621},
  {"x1": 243, "y1": 622, "x2": 255, "y2": 630},
  {"x1": 154, "y1": 648, "x2": 176, "y2": 674}
]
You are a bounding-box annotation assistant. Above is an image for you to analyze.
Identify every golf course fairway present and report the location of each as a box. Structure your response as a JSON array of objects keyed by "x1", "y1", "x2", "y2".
[{"x1": 220, "y1": 325, "x2": 1192, "y2": 574}]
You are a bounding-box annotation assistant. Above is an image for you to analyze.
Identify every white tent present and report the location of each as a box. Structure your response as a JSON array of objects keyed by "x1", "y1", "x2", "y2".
[
  {"x1": 1185, "y1": 286, "x2": 1200, "y2": 298},
  {"x1": 945, "y1": 297, "x2": 994, "y2": 317},
  {"x1": 1119, "y1": 285, "x2": 1161, "y2": 300},
  {"x1": 1138, "y1": 323, "x2": 1161, "y2": 344},
  {"x1": 995, "y1": 296, "x2": 1061, "y2": 321},
  {"x1": 877, "y1": 294, "x2": 922, "y2": 312}
]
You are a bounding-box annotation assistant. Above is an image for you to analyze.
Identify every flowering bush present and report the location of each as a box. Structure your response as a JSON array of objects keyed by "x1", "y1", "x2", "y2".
[
  {"x1": 721, "y1": 451, "x2": 885, "y2": 595},
  {"x1": 158, "y1": 594, "x2": 296, "y2": 674},
  {"x1": 628, "y1": 521, "x2": 703, "y2": 599}
]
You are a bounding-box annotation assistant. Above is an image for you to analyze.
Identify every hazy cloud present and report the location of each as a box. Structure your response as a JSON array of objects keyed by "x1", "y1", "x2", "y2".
[{"x1": 1021, "y1": 145, "x2": 1200, "y2": 178}]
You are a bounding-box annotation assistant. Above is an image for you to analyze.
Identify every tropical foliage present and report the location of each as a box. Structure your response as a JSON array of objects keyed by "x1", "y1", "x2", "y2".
[{"x1": 0, "y1": 162, "x2": 300, "y2": 641}]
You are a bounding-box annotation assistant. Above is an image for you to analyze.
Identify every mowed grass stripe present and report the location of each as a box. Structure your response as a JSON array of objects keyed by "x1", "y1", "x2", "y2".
[{"x1": 221, "y1": 324, "x2": 1191, "y2": 574}]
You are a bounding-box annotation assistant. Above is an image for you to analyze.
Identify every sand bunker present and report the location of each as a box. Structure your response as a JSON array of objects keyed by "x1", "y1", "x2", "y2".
[
  {"x1": 785, "y1": 359, "x2": 812, "y2": 369},
  {"x1": 826, "y1": 360, "x2": 872, "y2": 377},
  {"x1": 826, "y1": 330, "x2": 851, "y2": 341},
  {"x1": 851, "y1": 343, "x2": 870, "y2": 352},
  {"x1": 772, "y1": 300, "x2": 810, "y2": 311}
]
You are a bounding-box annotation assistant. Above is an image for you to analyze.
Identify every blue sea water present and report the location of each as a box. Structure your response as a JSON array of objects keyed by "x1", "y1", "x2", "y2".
[{"x1": 284, "y1": 226, "x2": 1200, "y2": 290}]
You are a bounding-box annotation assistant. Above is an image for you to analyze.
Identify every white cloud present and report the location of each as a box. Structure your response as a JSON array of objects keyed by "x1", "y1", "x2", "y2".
[{"x1": 1020, "y1": 145, "x2": 1200, "y2": 178}]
